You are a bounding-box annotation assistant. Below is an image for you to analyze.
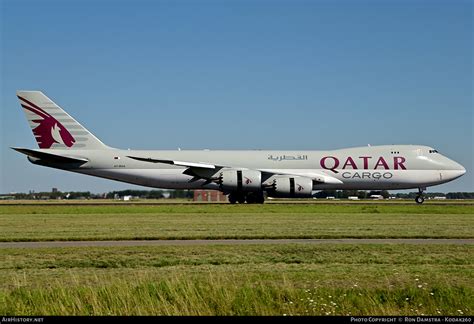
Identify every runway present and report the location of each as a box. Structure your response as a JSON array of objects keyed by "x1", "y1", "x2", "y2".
[{"x1": 1, "y1": 238, "x2": 472, "y2": 248}]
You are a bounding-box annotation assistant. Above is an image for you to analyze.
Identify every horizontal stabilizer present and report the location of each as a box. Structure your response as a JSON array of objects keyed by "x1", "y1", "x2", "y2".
[{"x1": 12, "y1": 147, "x2": 89, "y2": 164}]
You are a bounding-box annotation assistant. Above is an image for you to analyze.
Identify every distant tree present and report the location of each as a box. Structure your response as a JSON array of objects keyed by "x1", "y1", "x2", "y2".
[
  {"x1": 314, "y1": 190, "x2": 337, "y2": 198},
  {"x1": 447, "y1": 192, "x2": 474, "y2": 199},
  {"x1": 424, "y1": 192, "x2": 446, "y2": 198},
  {"x1": 341, "y1": 190, "x2": 357, "y2": 198},
  {"x1": 5, "y1": 189, "x2": 474, "y2": 201},
  {"x1": 381, "y1": 190, "x2": 390, "y2": 199},
  {"x1": 357, "y1": 191, "x2": 367, "y2": 199},
  {"x1": 170, "y1": 190, "x2": 193, "y2": 199}
]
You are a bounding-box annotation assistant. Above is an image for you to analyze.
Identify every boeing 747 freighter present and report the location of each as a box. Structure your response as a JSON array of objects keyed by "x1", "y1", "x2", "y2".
[{"x1": 12, "y1": 91, "x2": 466, "y2": 204}]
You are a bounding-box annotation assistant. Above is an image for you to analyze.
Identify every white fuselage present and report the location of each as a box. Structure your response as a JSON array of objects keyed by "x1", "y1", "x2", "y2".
[{"x1": 33, "y1": 144, "x2": 466, "y2": 192}]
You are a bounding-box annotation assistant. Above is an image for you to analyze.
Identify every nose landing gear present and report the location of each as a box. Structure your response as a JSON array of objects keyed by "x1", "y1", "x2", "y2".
[
  {"x1": 415, "y1": 187, "x2": 426, "y2": 204},
  {"x1": 415, "y1": 195, "x2": 425, "y2": 204}
]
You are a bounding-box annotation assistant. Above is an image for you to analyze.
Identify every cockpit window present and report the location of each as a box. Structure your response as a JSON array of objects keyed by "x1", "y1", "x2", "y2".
[{"x1": 429, "y1": 149, "x2": 439, "y2": 153}]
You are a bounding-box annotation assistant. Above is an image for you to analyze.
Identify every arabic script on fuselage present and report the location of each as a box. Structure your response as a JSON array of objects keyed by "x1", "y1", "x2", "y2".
[{"x1": 267, "y1": 155, "x2": 308, "y2": 161}]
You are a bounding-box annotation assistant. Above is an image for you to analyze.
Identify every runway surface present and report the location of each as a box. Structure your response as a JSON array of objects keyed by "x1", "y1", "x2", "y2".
[{"x1": 1, "y1": 238, "x2": 472, "y2": 248}]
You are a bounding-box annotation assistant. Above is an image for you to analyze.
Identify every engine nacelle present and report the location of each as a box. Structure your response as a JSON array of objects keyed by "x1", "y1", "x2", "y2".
[
  {"x1": 219, "y1": 170, "x2": 262, "y2": 192},
  {"x1": 267, "y1": 176, "x2": 313, "y2": 198}
]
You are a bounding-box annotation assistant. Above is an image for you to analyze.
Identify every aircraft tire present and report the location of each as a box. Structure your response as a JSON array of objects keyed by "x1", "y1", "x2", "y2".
[
  {"x1": 228, "y1": 194, "x2": 237, "y2": 204},
  {"x1": 237, "y1": 193, "x2": 246, "y2": 204},
  {"x1": 415, "y1": 196, "x2": 425, "y2": 204},
  {"x1": 245, "y1": 193, "x2": 256, "y2": 204}
]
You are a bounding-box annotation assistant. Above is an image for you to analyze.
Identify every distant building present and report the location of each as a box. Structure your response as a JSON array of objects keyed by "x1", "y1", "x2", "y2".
[
  {"x1": 348, "y1": 196, "x2": 359, "y2": 200},
  {"x1": 193, "y1": 190, "x2": 227, "y2": 202},
  {"x1": 370, "y1": 194, "x2": 383, "y2": 199},
  {"x1": 433, "y1": 196, "x2": 447, "y2": 200},
  {"x1": 52, "y1": 188, "x2": 58, "y2": 193}
]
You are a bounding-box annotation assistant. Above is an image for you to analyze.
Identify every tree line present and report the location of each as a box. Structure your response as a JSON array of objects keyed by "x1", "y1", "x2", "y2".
[
  {"x1": 313, "y1": 190, "x2": 474, "y2": 199},
  {"x1": 2, "y1": 189, "x2": 473, "y2": 200}
]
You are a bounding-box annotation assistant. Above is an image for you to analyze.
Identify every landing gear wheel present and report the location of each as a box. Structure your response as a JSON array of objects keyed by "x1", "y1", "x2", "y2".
[
  {"x1": 415, "y1": 196, "x2": 425, "y2": 204},
  {"x1": 245, "y1": 194, "x2": 256, "y2": 204},
  {"x1": 237, "y1": 194, "x2": 246, "y2": 204},
  {"x1": 228, "y1": 193, "x2": 237, "y2": 204},
  {"x1": 415, "y1": 187, "x2": 426, "y2": 204},
  {"x1": 256, "y1": 193, "x2": 265, "y2": 204}
]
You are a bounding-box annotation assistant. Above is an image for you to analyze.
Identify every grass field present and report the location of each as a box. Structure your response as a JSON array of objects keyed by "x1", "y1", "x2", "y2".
[
  {"x1": 2, "y1": 198, "x2": 473, "y2": 205},
  {"x1": 0, "y1": 202, "x2": 472, "y2": 315},
  {"x1": 0, "y1": 204, "x2": 473, "y2": 241}
]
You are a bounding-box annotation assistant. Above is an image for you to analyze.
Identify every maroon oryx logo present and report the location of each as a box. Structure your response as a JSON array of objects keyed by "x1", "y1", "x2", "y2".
[
  {"x1": 18, "y1": 96, "x2": 75, "y2": 149},
  {"x1": 297, "y1": 184, "x2": 304, "y2": 192},
  {"x1": 244, "y1": 177, "x2": 252, "y2": 185}
]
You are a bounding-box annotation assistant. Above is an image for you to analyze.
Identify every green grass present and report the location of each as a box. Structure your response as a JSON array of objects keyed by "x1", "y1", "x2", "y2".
[
  {"x1": 0, "y1": 204, "x2": 472, "y2": 241},
  {"x1": 1, "y1": 244, "x2": 472, "y2": 315},
  {"x1": 1, "y1": 203, "x2": 472, "y2": 315},
  {"x1": 1, "y1": 203, "x2": 472, "y2": 215}
]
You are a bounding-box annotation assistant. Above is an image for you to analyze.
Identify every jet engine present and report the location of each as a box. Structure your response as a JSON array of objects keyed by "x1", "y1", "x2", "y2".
[
  {"x1": 218, "y1": 170, "x2": 262, "y2": 192},
  {"x1": 267, "y1": 176, "x2": 313, "y2": 198}
]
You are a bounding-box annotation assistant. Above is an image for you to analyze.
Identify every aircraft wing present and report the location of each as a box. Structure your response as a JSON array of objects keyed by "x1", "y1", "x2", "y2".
[
  {"x1": 126, "y1": 156, "x2": 222, "y2": 169},
  {"x1": 11, "y1": 147, "x2": 89, "y2": 164},
  {"x1": 127, "y1": 155, "x2": 342, "y2": 184},
  {"x1": 126, "y1": 155, "x2": 225, "y2": 183}
]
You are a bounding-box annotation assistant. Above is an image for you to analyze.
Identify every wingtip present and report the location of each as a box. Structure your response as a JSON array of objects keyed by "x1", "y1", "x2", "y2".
[
  {"x1": 16, "y1": 90, "x2": 44, "y2": 97},
  {"x1": 10, "y1": 147, "x2": 32, "y2": 155}
]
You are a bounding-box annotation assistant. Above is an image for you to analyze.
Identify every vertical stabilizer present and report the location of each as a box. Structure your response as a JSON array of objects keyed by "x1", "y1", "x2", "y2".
[{"x1": 16, "y1": 91, "x2": 108, "y2": 149}]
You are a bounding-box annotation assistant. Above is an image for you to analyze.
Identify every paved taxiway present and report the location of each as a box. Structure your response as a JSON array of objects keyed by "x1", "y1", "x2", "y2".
[{"x1": 1, "y1": 238, "x2": 472, "y2": 248}]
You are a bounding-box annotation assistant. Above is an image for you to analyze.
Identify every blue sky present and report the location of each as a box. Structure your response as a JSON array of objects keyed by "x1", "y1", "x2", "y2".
[{"x1": 1, "y1": 0, "x2": 472, "y2": 193}]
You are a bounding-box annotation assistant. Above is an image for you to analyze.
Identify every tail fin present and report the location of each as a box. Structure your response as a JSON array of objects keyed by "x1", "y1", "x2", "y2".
[{"x1": 16, "y1": 91, "x2": 108, "y2": 149}]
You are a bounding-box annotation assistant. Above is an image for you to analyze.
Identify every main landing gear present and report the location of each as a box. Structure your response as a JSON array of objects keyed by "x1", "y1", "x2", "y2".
[
  {"x1": 228, "y1": 192, "x2": 245, "y2": 204},
  {"x1": 228, "y1": 192, "x2": 265, "y2": 204},
  {"x1": 415, "y1": 188, "x2": 425, "y2": 204}
]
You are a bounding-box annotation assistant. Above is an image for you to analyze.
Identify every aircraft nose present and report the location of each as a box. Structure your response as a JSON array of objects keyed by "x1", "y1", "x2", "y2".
[
  {"x1": 451, "y1": 160, "x2": 466, "y2": 173},
  {"x1": 453, "y1": 167, "x2": 466, "y2": 179},
  {"x1": 444, "y1": 159, "x2": 466, "y2": 180}
]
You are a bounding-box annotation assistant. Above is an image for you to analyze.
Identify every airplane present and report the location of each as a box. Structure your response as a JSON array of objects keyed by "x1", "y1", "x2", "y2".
[{"x1": 12, "y1": 91, "x2": 466, "y2": 204}]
